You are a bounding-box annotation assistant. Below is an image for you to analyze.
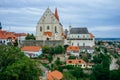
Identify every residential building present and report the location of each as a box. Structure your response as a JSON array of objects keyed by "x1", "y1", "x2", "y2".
[
  {"x1": 66, "y1": 59, "x2": 93, "y2": 69},
  {"x1": 66, "y1": 26, "x2": 95, "y2": 47},
  {"x1": 36, "y1": 8, "x2": 64, "y2": 40},
  {"x1": 21, "y1": 46, "x2": 42, "y2": 58},
  {"x1": 66, "y1": 46, "x2": 80, "y2": 56},
  {"x1": 0, "y1": 22, "x2": 26, "y2": 45},
  {"x1": 47, "y1": 70, "x2": 63, "y2": 80},
  {"x1": 0, "y1": 30, "x2": 26, "y2": 45}
]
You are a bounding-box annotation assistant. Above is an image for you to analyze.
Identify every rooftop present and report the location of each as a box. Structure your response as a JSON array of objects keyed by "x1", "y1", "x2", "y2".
[
  {"x1": 21, "y1": 46, "x2": 41, "y2": 52},
  {"x1": 70, "y1": 27, "x2": 89, "y2": 34}
]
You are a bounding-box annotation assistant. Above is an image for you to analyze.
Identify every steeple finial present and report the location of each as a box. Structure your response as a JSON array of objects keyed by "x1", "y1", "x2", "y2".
[{"x1": 54, "y1": 8, "x2": 59, "y2": 21}]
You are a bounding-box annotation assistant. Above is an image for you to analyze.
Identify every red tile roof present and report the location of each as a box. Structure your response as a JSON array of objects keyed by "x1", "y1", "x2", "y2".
[
  {"x1": 89, "y1": 33, "x2": 94, "y2": 38},
  {"x1": 44, "y1": 31, "x2": 52, "y2": 37},
  {"x1": 67, "y1": 46, "x2": 80, "y2": 52},
  {"x1": 66, "y1": 59, "x2": 86, "y2": 64},
  {"x1": 0, "y1": 30, "x2": 26, "y2": 39},
  {"x1": 47, "y1": 70, "x2": 63, "y2": 80},
  {"x1": 21, "y1": 46, "x2": 41, "y2": 52}
]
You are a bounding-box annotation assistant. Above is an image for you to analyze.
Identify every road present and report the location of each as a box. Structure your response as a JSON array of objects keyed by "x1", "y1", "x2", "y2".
[{"x1": 110, "y1": 56, "x2": 118, "y2": 70}]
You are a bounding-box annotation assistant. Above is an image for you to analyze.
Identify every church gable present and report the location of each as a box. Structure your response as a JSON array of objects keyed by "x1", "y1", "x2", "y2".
[{"x1": 38, "y1": 8, "x2": 60, "y2": 24}]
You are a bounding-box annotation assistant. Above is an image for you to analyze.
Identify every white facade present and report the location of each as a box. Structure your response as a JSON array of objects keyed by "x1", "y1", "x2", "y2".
[
  {"x1": 0, "y1": 39, "x2": 11, "y2": 45},
  {"x1": 66, "y1": 27, "x2": 95, "y2": 47},
  {"x1": 36, "y1": 8, "x2": 64, "y2": 40},
  {"x1": 23, "y1": 49, "x2": 42, "y2": 58}
]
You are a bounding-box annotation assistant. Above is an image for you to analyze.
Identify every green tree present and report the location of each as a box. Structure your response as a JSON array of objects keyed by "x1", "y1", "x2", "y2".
[
  {"x1": 55, "y1": 45, "x2": 64, "y2": 54},
  {"x1": 47, "y1": 54, "x2": 53, "y2": 63},
  {"x1": 91, "y1": 64, "x2": 110, "y2": 80},
  {"x1": 50, "y1": 47, "x2": 55, "y2": 55},
  {"x1": 63, "y1": 72, "x2": 77, "y2": 80},
  {"x1": 110, "y1": 69, "x2": 120, "y2": 80},
  {"x1": 70, "y1": 67, "x2": 84, "y2": 79},
  {"x1": 0, "y1": 45, "x2": 41, "y2": 80},
  {"x1": 68, "y1": 55, "x2": 76, "y2": 59},
  {"x1": 42, "y1": 45, "x2": 50, "y2": 54},
  {"x1": 25, "y1": 33, "x2": 35, "y2": 40}
]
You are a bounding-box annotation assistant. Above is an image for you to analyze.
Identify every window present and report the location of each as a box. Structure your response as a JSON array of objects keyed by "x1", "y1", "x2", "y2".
[
  {"x1": 47, "y1": 26, "x2": 49, "y2": 30},
  {"x1": 40, "y1": 26, "x2": 42, "y2": 31},
  {"x1": 72, "y1": 43, "x2": 73, "y2": 46},
  {"x1": 77, "y1": 43, "x2": 79, "y2": 46},
  {"x1": 55, "y1": 26, "x2": 57, "y2": 33},
  {"x1": 83, "y1": 43, "x2": 85, "y2": 46},
  {"x1": 69, "y1": 61, "x2": 72, "y2": 63}
]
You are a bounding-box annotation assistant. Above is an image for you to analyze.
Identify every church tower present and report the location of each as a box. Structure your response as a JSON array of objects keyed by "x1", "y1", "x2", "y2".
[
  {"x1": 0, "y1": 22, "x2": 2, "y2": 30},
  {"x1": 36, "y1": 8, "x2": 64, "y2": 40}
]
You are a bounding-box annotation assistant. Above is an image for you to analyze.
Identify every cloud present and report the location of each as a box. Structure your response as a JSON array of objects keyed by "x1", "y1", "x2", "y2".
[{"x1": 0, "y1": 0, "x2": 120, "y2": 37}]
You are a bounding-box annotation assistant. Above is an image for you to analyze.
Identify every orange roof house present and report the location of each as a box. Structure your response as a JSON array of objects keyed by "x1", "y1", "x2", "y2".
[
  {"x1": 67, "y1": 46, "x2": 80, "y2": 52},
  {"x1": 0, "y1": 30, "x2": 26, "y2": 39},
  {"x1": 66, "y1": 59, "x2": 86, "y2": 65},
  {"x1": 21, "y1": 46, "x2": 42, "y2": 58},
  {"x1": 47, "y1": 70, "x2": 63, "y2": 80},
  {"x1": 66, "y1": 59, "x2": 94, "y2": 68},
  {"x1": 21, "y1": 46, "x2": 41, "y2": 52}
]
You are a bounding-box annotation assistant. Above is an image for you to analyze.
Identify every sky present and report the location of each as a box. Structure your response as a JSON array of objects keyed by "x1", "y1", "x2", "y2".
[{"x1": 0, "y1": 0, "x2": 120, "y2": 38}]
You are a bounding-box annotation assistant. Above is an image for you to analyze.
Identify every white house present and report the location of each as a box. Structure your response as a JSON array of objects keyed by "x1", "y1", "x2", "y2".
[
  {"x1": 21, "y1": 46, "x2": 42, "y2": 58},
  {"x1": 66, "y1": 46, "x2": 80, "y2": 56},
  {"x1": 66, "y1": 59, "x2": 93, "y2": 69},
  {"x1": 66, "y1": 26, "x2": 95, "y2": 47}
]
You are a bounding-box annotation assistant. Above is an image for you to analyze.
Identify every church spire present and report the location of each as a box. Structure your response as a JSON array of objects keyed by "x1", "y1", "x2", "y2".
[
  {"x1": 54, "y1": 8, "x2": 59, "y2": 21},
  {"x1": 0, "y1": 22, "x2": 2, "y2": 30}
]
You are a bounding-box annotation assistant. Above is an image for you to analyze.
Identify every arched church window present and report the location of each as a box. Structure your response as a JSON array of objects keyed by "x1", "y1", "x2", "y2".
[
  {"x1": 47, "y1": 26, "x2": 49, "y2": 30},
  {"x1": 55, "y1": 26, "x2": 57, "y2": 33},
  {"x1": 40, "y1": 26, "x2": 42, "y2": 31}
]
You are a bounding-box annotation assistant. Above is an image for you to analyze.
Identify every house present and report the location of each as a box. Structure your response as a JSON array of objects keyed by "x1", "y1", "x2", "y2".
[
  {"x1": 21, "y1": 46, "x2": 42, "y2": 58},
  {"x1": 47, "y1": 70, "x2": 63, "y2": 80},
  {"x1": 36, "y1": 8, "x2": 64, "y2": 40},
  {"x1": 66, "y1": 26, "x2": 95, "y2": 47},
  {"x1": 116, "y1": 49, "x2": 120, "y2": 55},
  {"x1": 0, "y1": 23, "x2": 26, "y2": 45},
  {"x1": 66, "y1": 59, "x2": 93, "y2": 69},
  {"x1": 79, "y1": 46, "x2": 94, "y2": 53},
  {"x1": 66, "y1": 46, "x2": 80, "y2": 56}
]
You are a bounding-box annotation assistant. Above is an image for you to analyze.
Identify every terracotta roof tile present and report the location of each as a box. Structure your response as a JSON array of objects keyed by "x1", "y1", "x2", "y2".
[
  {"x1": 47, "y1": 70, "x2": 63, "y2": 80},
  {"x1": 0, "y1": 30, "x2": 26, "y2": 39},
  {"x1": 44, "y1": 32, "x2": 52, "y2": 37},
  {"x1": 66, "y1": 59, "x2": 86, "y2": 64},
  {"x1": 89, "y1": 33, "x2": 94, "y2": 38},
  {"x1": 67, "y1": 46, "x2": 79, "y2": 52},
  {"x1": 21, "y1": 46, "x2": 41, "y2": 52}
]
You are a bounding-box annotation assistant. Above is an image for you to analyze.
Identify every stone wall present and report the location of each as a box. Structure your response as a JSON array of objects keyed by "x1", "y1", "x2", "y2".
[{"x1": 21, "y1": 40, "x2": 64, "y2": 47}]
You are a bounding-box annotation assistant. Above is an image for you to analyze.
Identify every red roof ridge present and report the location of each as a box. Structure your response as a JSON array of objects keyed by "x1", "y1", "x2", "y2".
[{"x1": 21, "y1": 46, "x2": 41, "y2": 52}]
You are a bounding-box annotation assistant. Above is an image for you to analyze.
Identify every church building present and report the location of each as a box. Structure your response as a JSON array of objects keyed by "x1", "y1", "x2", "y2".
[
  {"x1": 36, "y1": 8, "x2": 64, "y2": 40},
  {"x1": 66, "y1": 26, "x2": 95, "y2": 47}
]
